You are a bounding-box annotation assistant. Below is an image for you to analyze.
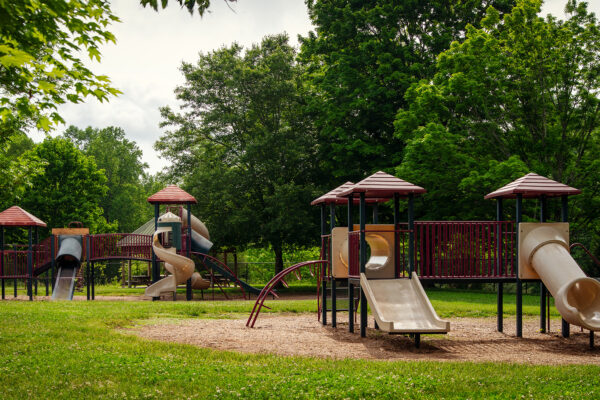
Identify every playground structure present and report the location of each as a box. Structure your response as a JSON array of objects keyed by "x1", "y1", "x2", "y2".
[
  {"x1": 0, "y1": 185, "x2": 258, "y2": 302},
  {"x1": 263, "y1": 171, "x2": 599, "y2": 348}
]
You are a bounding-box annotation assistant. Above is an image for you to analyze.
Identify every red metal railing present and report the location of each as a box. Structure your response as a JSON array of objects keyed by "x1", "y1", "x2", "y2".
[
  {"x1": 0, "y1": 248, "x2": 29, "y2": 278},
  {"x1": 0, "y1": 239, "x2": 53, "y2": 279},
  {"x1": 89, "y1": 234, "x2": 153, "y2": 261},
  {"x1": 415, "y1": 221, "x2": 515, "y2": 279},
  {"x1": 34, "y1": 237, "x2": 52, "y2": 271},
  {"x1": 320, "y1": 234, "x2": 331, "y2": 278}
]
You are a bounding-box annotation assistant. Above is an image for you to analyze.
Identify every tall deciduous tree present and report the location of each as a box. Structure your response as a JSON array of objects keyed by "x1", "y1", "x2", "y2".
[
  {"x1": 21, "y1": 137, "x2": 115, "y2": 233},
  {"x1": 299, "y1": 0, "x2": 515, "y2": 180},
  {"x1": 63, "y1": 126, "x2": 150, "y2": 232},
  {"x1": 394, "y1": 0, "x2": 600, "y2": 264},
  {"x1": 0, "y1": 133, "x2": 45, "y2": 211},
  {"x1": 156, "y1": 34, "x2": 320, "y2": 275},
  {"x1": 0, "y1": 1, "x2": 121, "y2": 139}
]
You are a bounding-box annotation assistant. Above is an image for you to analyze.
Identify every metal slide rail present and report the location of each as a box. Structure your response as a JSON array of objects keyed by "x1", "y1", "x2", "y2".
[
  {"x1": 415, "y1": 221, "x2": 516, "y2": 279},
  {"x1": 192, "y1": 252, "x2": 249, "y2": 300},
  {"x1": 246, "y1": 260, "x2": 328, "y2": 328},
  {"x1": 89, "y1": 234, "x2": 153, "y2": 261}
]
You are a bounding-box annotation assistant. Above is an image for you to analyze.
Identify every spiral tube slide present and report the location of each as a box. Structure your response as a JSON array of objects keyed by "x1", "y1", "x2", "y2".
[
  {"x1": 520, "y1": 223, "x2": 600, "y2": 331},
  {"x1": 145, "y1": 218, "x2": 209, "y2": 298}
]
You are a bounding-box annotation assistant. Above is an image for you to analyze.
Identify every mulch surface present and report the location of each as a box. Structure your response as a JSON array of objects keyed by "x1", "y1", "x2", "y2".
[{"x1": 130, "y1": 313, "x2": 600, "y2": 365}]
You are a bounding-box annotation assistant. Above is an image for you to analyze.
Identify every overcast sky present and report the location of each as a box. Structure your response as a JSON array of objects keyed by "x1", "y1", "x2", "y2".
[{"x1": 33, "y1": 0, "x2": 600, "y2": 174}]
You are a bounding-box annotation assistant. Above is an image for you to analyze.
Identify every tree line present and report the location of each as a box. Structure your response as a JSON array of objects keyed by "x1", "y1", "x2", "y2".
[{"x1": 3, "y1": 0, "x2": 600, "y2": 276}]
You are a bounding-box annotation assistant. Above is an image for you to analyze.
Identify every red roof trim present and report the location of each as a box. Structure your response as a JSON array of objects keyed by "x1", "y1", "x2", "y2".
[
  {"x1": 147, "y1": 185, "x2": 197, "y2": 204},
  {"x1": 0, "y1": 206, "x2": 47, "y2": 227}
]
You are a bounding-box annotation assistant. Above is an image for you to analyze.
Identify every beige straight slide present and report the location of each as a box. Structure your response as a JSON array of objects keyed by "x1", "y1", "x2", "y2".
[{"x1": 360, "y1": 272, "x2": 450, "y2": 333}]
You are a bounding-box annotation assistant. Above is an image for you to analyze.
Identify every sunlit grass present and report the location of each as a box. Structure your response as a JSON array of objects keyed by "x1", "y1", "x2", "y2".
[{"x1": 0, "y1": 299, "x2": 598, "y2": 399}]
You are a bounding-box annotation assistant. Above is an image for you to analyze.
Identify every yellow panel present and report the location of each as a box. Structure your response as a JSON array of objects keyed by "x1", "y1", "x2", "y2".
[{"x1": 331, "y1": 227, "x2": 349, "y2": 278}]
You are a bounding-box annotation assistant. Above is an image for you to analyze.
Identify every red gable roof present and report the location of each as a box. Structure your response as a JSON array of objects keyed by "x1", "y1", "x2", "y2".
[
  {"x1": 147, "y1": 185, "x2": 197, "y2": 204},
  {"x1": 0, "y1": 206, "x2": 47, "y2": 227},
  {"x1": 484, "y1": 173, "x2": 581, "y2": 199},
  {"x1": 338, "y1": 171, "x2": 426, "y2": 198}
]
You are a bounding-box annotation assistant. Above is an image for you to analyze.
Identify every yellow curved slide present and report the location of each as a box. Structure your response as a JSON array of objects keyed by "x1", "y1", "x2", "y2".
[
  {"x1": 519, "y1": 223, "x2": 600, "y2": 331},
  {"x1": 145, "y1": 213, "x2": 210, "y2": 298}
]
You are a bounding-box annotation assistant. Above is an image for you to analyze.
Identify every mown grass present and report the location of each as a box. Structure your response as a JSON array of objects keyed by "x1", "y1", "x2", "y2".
[{"x1": 0, "y1": 297, "x2": 598, "y2": 399}]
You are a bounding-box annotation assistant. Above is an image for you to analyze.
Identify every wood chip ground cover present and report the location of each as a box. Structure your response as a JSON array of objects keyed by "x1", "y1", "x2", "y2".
[{"x1": 131, "y1": 313, "x2": 600, "y2": 365}]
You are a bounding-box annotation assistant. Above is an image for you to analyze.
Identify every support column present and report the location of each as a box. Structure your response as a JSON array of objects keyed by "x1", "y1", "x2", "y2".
[
  {"x1": 151, "y1": 203, "x2": 160, "y2": 301},
  {"x1": 497, "y1": 198, "x2": 503, "y2": 332},
  {"x1": 329, "y1": 203, "x2": 337, "y2": 328},
  {"x1": 86, "y1": 236, "x2": 91, "y2": 300},
  {"x1": 51, "y1": 235, "x2": 55, "y2": 293},
  {"x1": 393, "y1": 193, "x2": 400, "y2": 278},
  {"x1": 27, "y1": 227, "x2": 33, "y2": 301},
  {"x1": 186, "y1": 203, "x2": 192, "y2": 301},
  {"x1": 91, "y1": 262, "x2": 95, "y2": 300},
  {"x1": 347, "y1": 195, "x2": 354, "y2": 332},
  {"x1": 86, "y1": 236, "x2": 91, "y2": 301},
  {"x1": 34, "y1": 227, "x2": 38, "y2": 296},
  {"x1": 320, "y1": 204, "x2": 327, "y2": 326},
  {"x1": 408, "y1": 194, "x2": 415, "y2": 278},
  {"x1": 561, "y1": 195, "x2": 570, "y2": 338},
  {"x1": 539, "y1": 195, "x2": 547, "y2": 333},
  {"x1": 372, "y1": 203, "x2": 379, "y2": 224},
  {"x1": 516, "y1": 194, "x2": 523, "y2": 337},
  {"x1": 1, "y1": 226, "x2": 4, "y2": 300},
  {"x1": 359, "y1": 192, "x2": 367, "y2": 338}
]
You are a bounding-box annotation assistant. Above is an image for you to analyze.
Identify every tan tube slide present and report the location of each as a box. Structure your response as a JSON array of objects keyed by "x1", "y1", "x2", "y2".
[
  {"x1": 145, "y1": 213, "x2": 210, "y2": 298},
  {"x1": 520, "y1": 223, "x2": 600, "y2": 331}
]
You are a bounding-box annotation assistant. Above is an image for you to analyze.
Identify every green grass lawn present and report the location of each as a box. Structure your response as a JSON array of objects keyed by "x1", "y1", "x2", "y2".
[{"x1": 0, "y1": 293, "x2": 598, "y2": 399}]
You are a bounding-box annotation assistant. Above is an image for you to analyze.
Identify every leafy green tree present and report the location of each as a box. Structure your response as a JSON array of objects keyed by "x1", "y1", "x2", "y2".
[
  {"x1": 299, "y1": 0, "x2": 516, "y2": 179},
  {"x1": 0, "y1": 133, "x2": 45, "y2": 211},
  {"x1": 21, "y1": 137, "x2": 115, "y2": 233},
  {"x1": 63, "y1": 126, "x2": 149, "y2": 232},
  {"x1": 156, "y1": 34, "x2": 321, "y2": 275},
  {"x1": 140, "y1": 0, "x2": 237, "y2": 15},
  {"x1": 394, "y1": 0, "x2": 600, "y2": 265},
  {"x1": 0, "y1": 1, "x2": 121, "y2": 139}
]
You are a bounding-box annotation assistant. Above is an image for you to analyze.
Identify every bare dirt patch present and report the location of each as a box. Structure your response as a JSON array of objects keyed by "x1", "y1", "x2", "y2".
[{"x1": 130, "y1": 313, "x2": 600, "y2": 365}]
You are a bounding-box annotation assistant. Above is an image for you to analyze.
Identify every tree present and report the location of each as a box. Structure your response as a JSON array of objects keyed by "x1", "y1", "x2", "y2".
[
  {"x1": 156, "y1": 34, "x2": 321, "y2": 275},
  {"x1": 140, "y1": 0, "x2": 237, "y2": 15},
  {"x1": 0, "y1": 1, "x2": 121, "y2": 140},
  {"x1": 394, "y1": 0, "x2": 600, "y2": 266},
  {"x1": 21, "y1": 137, "x2": 115, "y2": 233},
  {"x1": 63, "y1": 126, "x2": 150, "y2": 232},
  {"x1": 299, "y1": 0, "x2": 516, "y2": 180},
  {"x1": 0, "y1": 133, "x2": 45, "y2": 212}
]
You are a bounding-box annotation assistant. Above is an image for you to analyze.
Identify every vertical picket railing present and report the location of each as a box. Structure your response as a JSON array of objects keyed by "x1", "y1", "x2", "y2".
[
  {"x1": 414, "y1": 221, "x2": 515, "y2": 279},
  {"x1": 89, "y1": 234, "x2": 153, "y2": 261}
]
